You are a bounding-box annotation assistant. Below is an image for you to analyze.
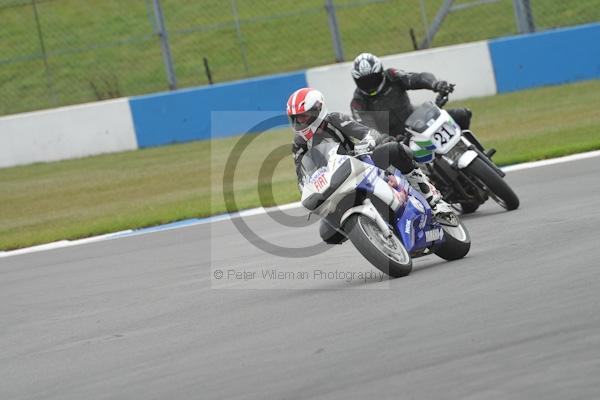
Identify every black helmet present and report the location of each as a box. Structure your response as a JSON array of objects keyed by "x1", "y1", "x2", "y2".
[{"x1": 351, "y1": 53, "x2": 384, "y2": 96}]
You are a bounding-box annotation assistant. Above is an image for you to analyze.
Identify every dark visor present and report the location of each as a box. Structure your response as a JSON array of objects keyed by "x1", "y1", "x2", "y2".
[{"x1": 355, "y1": 73, "x2": 383, "y2": 95}]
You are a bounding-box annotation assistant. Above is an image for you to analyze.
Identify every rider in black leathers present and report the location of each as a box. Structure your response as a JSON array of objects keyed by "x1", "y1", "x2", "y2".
[
  {"x1": 349, "y1": 53, "x2": 472, "y2": 140},
  {"x1": 287, "y1": 87, "x2": 453, "y2": 244}
]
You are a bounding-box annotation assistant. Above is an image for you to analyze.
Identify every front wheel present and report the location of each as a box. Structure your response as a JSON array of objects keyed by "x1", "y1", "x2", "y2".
[
  {"x1": 457, "y1": 201, "x2": 479, "y2": 214},
  {"x1": 343, "y1": 214, "x2": 412, "y2": 278},
  {"x1": 464, "y1": 157, "x2": 519, "y2": 211},
  {"x1": 434, "y1": 218, "x2": 471, "y2": 261}
]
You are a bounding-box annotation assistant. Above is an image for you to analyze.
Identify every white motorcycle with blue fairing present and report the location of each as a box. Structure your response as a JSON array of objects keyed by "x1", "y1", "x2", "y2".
[{"x1": 300, "y1": 139, "x2": 470, "y2": 278}]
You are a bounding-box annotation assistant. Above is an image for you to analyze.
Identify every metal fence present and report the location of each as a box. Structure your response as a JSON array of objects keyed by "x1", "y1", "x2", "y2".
[{"x1": 1, "y1": 0, "x2": 599, "y2": 116}]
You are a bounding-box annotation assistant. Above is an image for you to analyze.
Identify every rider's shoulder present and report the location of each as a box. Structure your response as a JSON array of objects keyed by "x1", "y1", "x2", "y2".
[
  {"x1": 385, "y1": 67, "x2": 407, "y2": 81},
  {"x1": 324, "y1": 111, "x2": 353, "y2": 125},
  {"x1": 350, "y1": 90, "x2": 368, "y2": 110}
]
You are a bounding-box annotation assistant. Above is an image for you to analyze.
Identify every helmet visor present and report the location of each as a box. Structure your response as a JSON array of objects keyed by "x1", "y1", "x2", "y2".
[
  {"x1": 355, "y1": 73, "x2": 384, "y2": 96},
  {"x1": 289, "y1": 108, "x2": 320, "y2": 132}
]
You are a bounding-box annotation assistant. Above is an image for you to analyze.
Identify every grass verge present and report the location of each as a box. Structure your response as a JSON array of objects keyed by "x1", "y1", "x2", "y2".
[
  {"x1": 1, "y1": 79, "x2": 599, "y2": 250},
  {"x1": 2, "y1": 0, "x2": 599, "y2": 114}
]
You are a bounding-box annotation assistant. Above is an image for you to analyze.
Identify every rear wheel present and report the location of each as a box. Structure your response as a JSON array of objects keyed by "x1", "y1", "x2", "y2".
[
  {"x1": 464, "y1": 158, "x2": 519, "y2": 211},
  {"x1": 343, "y1": 214, "x2": 412, "y2": 278},
  {"x1": 434, "y1": 218, "x2": 471, "y2": 260}
]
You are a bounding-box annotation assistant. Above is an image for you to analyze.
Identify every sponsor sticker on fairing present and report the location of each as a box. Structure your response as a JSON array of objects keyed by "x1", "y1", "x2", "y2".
[
  {"x1": 404, "y1": 219, "x2": 412, "y2": 234},
  {"x1": 313, "y1": 173, "x2": 328, "y2": 191},
  {"x1": 310, "y1": 168, "x2": 329, "y2": 191},
  {"x1": 425, "y1": 228, "x2": 444, "y2": 242}
]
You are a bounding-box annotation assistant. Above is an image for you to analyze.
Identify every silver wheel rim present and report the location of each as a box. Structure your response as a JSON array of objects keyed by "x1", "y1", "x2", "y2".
[
  {"x1": 358, "y1": 216, "x2": 410, "y2": 265},
  {"x1": 442, "y1": 221, "x2": 468, "y2": 242}
]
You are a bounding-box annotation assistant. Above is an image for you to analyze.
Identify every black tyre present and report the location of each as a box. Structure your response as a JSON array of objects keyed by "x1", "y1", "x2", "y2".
[
  {"x1": 464, "y1": 157, "x2": 519, "y2": 211},
  {"x1": 458, "y1": 201, "x2": 479, "y2": 214},
  {"x1": 343, "y1": 214, "x2": 412, "y2": 278},
  {"x1": 434, "y1": 218, "x2": 471, "y2": 261}
]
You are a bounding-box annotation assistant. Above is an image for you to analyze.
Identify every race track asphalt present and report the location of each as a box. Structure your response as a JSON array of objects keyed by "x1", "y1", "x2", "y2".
[{"x1": 1, "y1": 156, "x2": 600, "y2": 400}]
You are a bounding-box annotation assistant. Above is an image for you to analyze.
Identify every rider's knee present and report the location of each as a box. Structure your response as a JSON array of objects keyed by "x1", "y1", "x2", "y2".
[
  {"x1": 373, "y1": 141, "x2": 413, "y2": 174},
  {"x1": 456, "y1": 108, "x2": 472, "y2": 130},
  {"x1": 448, "y1": 108, "x2": 473, "y2": 130}
]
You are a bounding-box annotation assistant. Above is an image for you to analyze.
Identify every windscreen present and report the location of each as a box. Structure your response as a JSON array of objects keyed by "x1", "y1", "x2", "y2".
[
  {"x1": 405, "y1": 101, "x2": 441, "y2": 133},
  {"x1": 300, "y1": 139, "x2": 339, "y2": 179}
]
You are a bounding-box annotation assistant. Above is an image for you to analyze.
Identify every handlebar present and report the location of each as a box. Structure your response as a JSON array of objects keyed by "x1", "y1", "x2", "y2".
[{"x1": 434, "y1": 83, "x2": 455, "y2": 108}]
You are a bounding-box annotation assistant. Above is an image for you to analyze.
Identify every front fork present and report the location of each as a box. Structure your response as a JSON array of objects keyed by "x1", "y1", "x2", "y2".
[{"x1": 457, "y1": 134, "x2": 505, "y2": 177}]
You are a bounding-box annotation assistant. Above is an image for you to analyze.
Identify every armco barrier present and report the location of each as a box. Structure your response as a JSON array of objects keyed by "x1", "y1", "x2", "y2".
[
  {"x1": 489, "y1": 23, "x2": 600, "y2": 93},
  {"x1": 0, "y1": 99, "x2": 137, "y2": 168},
  {"x1": 129, "y1": 71, "x2": 307, "y2": 148},
  {"x1": 306, "y1": 41, "x2": 498, "y2": 114}
]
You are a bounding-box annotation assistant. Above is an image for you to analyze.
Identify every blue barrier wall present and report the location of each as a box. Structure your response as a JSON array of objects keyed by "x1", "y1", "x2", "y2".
[
  {"x1": 129, "y1": 71, "x2": 307, "y2": 147},
  {"x1": 489, "y1": 23, "x2": 600, "y2": 93}
]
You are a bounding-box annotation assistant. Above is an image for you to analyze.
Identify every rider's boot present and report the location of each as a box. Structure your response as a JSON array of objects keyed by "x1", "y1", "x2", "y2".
[{"x1": 405, "y1": 168, "x2": 454, "y2": 219}]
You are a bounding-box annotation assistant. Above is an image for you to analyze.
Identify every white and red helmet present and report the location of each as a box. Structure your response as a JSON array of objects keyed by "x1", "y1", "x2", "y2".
[{"x1": 286, "y1": 88, "x2": 327, "y2": 141}]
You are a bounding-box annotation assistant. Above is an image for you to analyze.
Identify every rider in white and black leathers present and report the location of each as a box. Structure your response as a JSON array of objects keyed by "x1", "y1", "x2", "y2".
[
  {"x1": 287, "y1": 87, "x2": 453, "y2": 244},
  {"x1": 350, "y1": 52, "x2": 472, "y2": 140},
  {"x1": 291, "y1": 114, "x2": 372, "y2": 180}
]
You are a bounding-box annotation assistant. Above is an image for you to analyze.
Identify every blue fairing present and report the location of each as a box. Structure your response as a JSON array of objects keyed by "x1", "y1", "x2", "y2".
[
  {"x1": 356, "y1": 170, "x2": 378, "y2": 193},
  {"x1": 355, "y1": 157, "x2": 380, "y2": 193},
  {"x1": 353, "y1": 158, "x2": 446, "y2": 254},
  {"x1": 397, "y1": 195, "x2": 433, "y2": 253},
  {"x1": 391, "y1": 172, "x2": 444, "y2": 253},
  {"x1": 356, "y1": 154, "x2": 376, "y2": 166}
]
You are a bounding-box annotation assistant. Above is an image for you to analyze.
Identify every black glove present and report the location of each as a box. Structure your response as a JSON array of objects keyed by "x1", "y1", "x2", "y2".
[
  {"x1": 379, "y1": 134, "x2": 398, "y2": 144},
  {"x1": 432, "y1": 80, "x2": 454, "y2": 96}
]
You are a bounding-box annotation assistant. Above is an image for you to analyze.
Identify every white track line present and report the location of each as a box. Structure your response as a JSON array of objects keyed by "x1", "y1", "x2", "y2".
[
  {"x1": 2, "y1": 150, "x2": 599, "y2": 258},
  {"x1": 501, "y1": 150, "x2": 600, "y2": 172}
]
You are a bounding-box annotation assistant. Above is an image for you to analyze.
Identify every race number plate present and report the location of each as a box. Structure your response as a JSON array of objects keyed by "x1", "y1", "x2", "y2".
[{"x1": 432, "y1": 122, "x2": 460, "y2": 153}]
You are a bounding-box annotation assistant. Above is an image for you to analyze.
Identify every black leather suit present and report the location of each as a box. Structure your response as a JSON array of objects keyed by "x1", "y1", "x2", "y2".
[{"x1": 350, "y1": 68, "x2": 472, "y2": 138}]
